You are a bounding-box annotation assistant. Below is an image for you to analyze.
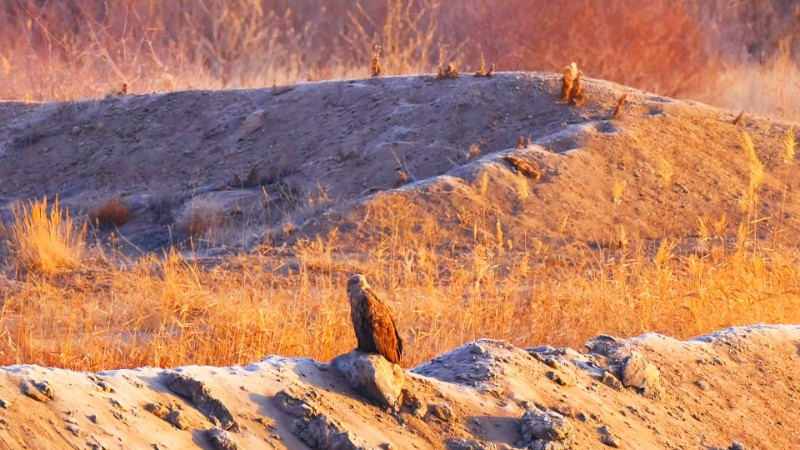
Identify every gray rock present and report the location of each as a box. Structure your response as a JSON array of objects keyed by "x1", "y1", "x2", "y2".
[
  {"x1": 20, "y1": 380, "x2": 55, "y2": 402},
  {"x1": 598, "y1": 425, "x2": 620, "y2": 448},
  {"x1": 584, "y1": 335, "x2": 629, "y2": 358},
  {"x1": 144, "y1": 402, "x2": 169, "y2": 420},
  {"x1": 331, "y1": 350, "x2": 405, "y2": 409},
  {"x1": 696, "y1": 380, "x2": 709, "y2": 391},
  {"x1": 167, "y1": 410, "x2": 191, "y2": 430},
  {"x1": 728, "y1": 442, "x2": 746, "y2": 450},
  {"x1": 601, "y1": 371, "x2": 623, "y2": 391},
  {"x1": 275, "y1": 388, "x2": 370, "y2": 450},
  {"x1": 519, "y1": 410, "x2": 574, "y2": 444},
  {"x1": 447, "y1": 438, "x2": 495, "y2": 450},
  {"x1": 546, "y1": 370, "x2": 576, "y2": 387},
  {"x1": 426, "y1": 403, "x2": 456, "y2": 422},
  {"x1": 621, "y1": 352, "x2": 662, "y2": 399},
  {"x1": 206, "y1": 428, "x2": 240, "y2": 450},
  {"x1": 166, "y1": 372, "x2": 238, "y2": 431}
]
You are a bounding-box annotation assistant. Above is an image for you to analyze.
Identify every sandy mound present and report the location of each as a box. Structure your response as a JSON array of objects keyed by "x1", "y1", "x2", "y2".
[
  {"x1": 0, "y1": 325, "x2": 796, "y2": 449},
  {"x1": 1, "y1": 73, "x2": 797, "y2": 254}
]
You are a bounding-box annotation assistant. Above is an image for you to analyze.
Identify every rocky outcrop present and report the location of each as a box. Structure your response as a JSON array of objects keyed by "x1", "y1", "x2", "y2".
[{"x1": 331, "y1": 351, "x2": 405, "y2": 409}]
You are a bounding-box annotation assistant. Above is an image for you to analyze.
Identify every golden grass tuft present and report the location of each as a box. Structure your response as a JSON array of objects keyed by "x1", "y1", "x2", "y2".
[{"x1": 9, "y1": 197, "x2": 86, "y2": 276}]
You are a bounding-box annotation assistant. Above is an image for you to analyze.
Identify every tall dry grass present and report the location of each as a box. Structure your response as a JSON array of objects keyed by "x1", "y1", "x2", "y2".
[
  {"x1": 0, "y1": 0, "x2": 795, "y2": 119},
  {"x1": 2, "y1": 132, "x2": 800, "y2": 371},
  {"x1": 7, "y1": 197, "x2": 85, "y2": 276}
]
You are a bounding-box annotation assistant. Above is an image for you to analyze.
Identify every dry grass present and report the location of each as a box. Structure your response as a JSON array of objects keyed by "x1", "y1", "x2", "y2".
[
  {"x1": 0, "y1": 0, "x2": 795, "y2": 121},
  {"x1": 175, "y1": 197, "x2": 228, "y2": 237},
  {"x1": 89, "y1": 196, "x2": 132, "y2": 227},
  {"x1": 2, "y1": 208, "x2": 800, "y2": 371},
  {"x1": 6, "y1": 197, "x2": 85, "y2": 276},
  {"x1": 3, "y1": 134, "x2": 800, "y2": 371}
]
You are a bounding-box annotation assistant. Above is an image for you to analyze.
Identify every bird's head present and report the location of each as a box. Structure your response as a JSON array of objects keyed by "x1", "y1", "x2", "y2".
[{"x1": 347, "y1": 274, "x2": 369, "y2": 291}]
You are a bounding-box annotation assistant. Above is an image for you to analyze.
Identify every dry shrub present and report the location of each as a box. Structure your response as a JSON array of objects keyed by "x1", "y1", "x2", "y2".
[
  {"x1": 568, "y1": 70, "x2": 585, "y2": 106},
  {"x1": 9, "y1": 197, "x2": 85, "y2": 275},
  {"x1": 371, "y1": 44, "x2": 383, "y2": 77},
  {"x1": 176, "y1": 198, "x2": 227, "y2": 237},
  {"x1": 435, "y1": 44, "x2": 459, "y2": 79},
  {"x1": 474, "y1": 53, "x2": 494, "y2": 77},
  {"x1": 89, "y1": 196, "x2": 132, "y2": 227},
  {"x1": 612, "y1": 93, "x2": 628, "y2": 119}
]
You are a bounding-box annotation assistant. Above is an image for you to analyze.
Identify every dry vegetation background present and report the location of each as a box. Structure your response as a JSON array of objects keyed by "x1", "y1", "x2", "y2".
[
  {"x1": 0, "y1": 0, "x2": 800, "y2": 371},
  {"x1": 1, "y1": 0, "x2": 798, "y2": 117}
]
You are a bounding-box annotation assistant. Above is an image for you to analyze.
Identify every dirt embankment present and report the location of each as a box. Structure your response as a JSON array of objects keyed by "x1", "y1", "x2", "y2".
[
  {"x1": 1, "y1": 72, "x2": 798, "y2": 255},
  {"x1": 0, "y1": 325, "x2": 797, "y2": 449}
]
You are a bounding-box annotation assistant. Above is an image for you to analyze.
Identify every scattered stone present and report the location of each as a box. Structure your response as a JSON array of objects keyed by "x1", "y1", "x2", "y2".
[
  {"x1": 331, "y1": 350, "x2": 405, "y2": 409},
  {"x1": 0, "y1": 398, "x2": 9, "y2": 409},
  {"x1": 552, "y1": 404, "x2": 576, "y2": 419},
  {"x1": 543, "y1": 358, "x2": 561, "y2": 370},
  {"x1": 167, "y1": 410, "x2": 191, "y2": 430},
  {"x1": 547, "y1": 370, "x2": 576, "y2": 387},
  {"x1": 88, "y1": 375, "x2": 115, "y2": 393},
  {"x1": 621, "y1": 352, "x2": 662, "y2": 399},
  {"x1": 598, "y1": 425, "x2": 620, "y2": 448},
  {"x1": 275, "y1": 388, "x2": 369, "y2": 450},
  {"x1": 166, "y1": 372, "x2": 238, "y2": 431},
  {"x1": 696, "y1": 380, "x2": 709, "y2": 391},
  {"x1": 206, "y1": 428, "x2": 241, "y2": 450},
  {"x1": 729, "y1": 442, "x2": 746, "y2": 450},
  {"x1": 20, "y1": 380, "x2": 55, "y2": 402},
  {"x1": 70, "y1": 125, "x2": 82, "y2": 136},
  {"x1": 601, "y1": 371, "x2": 623, "y2": 391},
  {"x1": 402, "y1": 389, "x2": 425, "y2": 418},
  {"x1": 585, "y1": 335, "x2": 629, "y2": 358},
  {"x1": 110, "y1": 398, "x2": 127, "y2": 411},
  {"x1": 519, "y1": 409, "x2": 574, "y2": 449},
  {"x1": 66, "y1": 423, "x2": 85, "y2": 437},
  {"x1": 145, "y1": 402, "x2": 170, "y2": 420},
  {"x1": 96, "y1": 381, "x2": 115, "y2": 393},
  {"x1": 576, "y1": 412, "x2": 589, "y2": 423},
  {"x1": 446, "y1": 438, "x2": 494, "y2": 450},
  {"x1": 87, "y1": 415, "x2": 98, "y2": 424},
  {"x1": 426, "y1": 403, "x2": 456, "y2": 423}
]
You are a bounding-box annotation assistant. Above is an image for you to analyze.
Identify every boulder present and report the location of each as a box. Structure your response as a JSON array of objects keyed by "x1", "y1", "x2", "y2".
[
  {"x1": 519, "y1": 409, "x2": 574, "y2": 449},
  {"x1": 621, "y1": 352, "x2": 662, "y2": 399},
  {"x1": 331, "y1": 351, "x2": 405, "y2": 409}
]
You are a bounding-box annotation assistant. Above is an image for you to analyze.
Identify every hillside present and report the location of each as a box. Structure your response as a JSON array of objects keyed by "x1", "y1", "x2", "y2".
[{"x1": 1, "y1": 72, "x2": 797, "y2": 254}]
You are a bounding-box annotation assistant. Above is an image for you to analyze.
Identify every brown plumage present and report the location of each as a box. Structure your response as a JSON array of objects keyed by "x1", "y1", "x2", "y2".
[{"x1": 346, "y1": 274, "x2": 403, "y2": 364}]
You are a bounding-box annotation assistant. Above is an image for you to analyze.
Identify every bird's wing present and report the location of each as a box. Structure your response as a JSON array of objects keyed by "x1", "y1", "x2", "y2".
[{"x1": 364, "y1": 288, "x2": 403, "y2": 364}]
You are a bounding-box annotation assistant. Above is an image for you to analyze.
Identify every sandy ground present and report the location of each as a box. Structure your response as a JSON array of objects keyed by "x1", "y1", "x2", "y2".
[
  {"x1": 0, "y1": 325, "x2": 797, "y2": 449},
  {"x1": 1, "y1": 73, "x2": 798, "y2": 254}
]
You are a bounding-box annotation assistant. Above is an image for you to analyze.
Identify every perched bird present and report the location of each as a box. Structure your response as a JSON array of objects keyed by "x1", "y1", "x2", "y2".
[{"x1": 346, "y1": 274, "x2": 403, "y2": 364}]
